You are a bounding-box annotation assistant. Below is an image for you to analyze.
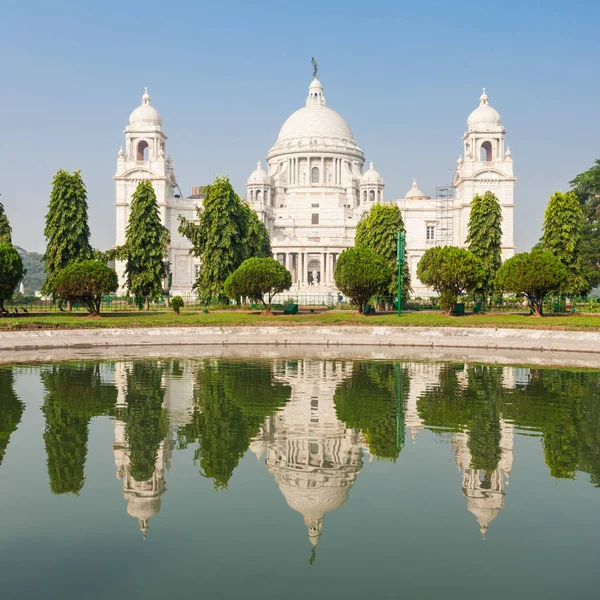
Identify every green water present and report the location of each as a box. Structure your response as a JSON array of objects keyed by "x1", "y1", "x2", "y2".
[{"x1": 1, "y1": 358, "x2": 599, "y2": 599}]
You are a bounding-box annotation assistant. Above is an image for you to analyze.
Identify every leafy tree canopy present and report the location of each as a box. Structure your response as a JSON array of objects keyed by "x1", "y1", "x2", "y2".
[
  {"x1": 466, "y1": 191, "x2": 503, "y2": 303},
  {"x1": 0, "y1": 243, "x2": 24, "y2": 310},
  {"x1": 541, "y1": 191, "x2": 588, "y2": 295},
  {"x1": 179, "y1": 177, "x2": 271, "y2": 301},
  {"x1": 124, "y1": 181, "x2": 170, "y2": 308},
  {"x1": 495, "y1": 250, "x2": 568, "y2": 316},
  {"x1": 54, "y1": 260, "x2": 118, "y2": 315},
  {"x1": 42, "y1": 170, "x2": 93, "y2": 296},
  {"x1": 0, "y1": 202, "x2": 12, "y2": 245},
  {"x1": 334, "y1": 246, "x2": 392, "y2": 313},
  {"x1": 0, "y1": 369, "x2": 24, "y2": 467},
  {"x1": 224, "y1": 257, "x2": 291, "y2": 312},
  {"x1": 355, "y1": 203, "x2": 411, "y2": 299},
  {"x1": 417, "y1": 246, "x2": 484, "y2": 315}
]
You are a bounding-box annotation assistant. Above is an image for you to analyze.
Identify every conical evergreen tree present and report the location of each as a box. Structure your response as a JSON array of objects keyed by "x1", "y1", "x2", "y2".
[
  {"x1": 178, "y1": 177, "x2": 250, "y2": 301},
  {"x1": 0, "y1": 202, "x2": 12, "y2": 245},
  {"x1": 124, "y1": 181, "x2": 169, "y2": 310},
  {"x1": 466, "y1": 191, "x2": 503, "y2": 305},
  {"x1": 355, "y1": 203, "x2": 412, "y2": 300},
  {"x1": 42, "y1": 170, "x2": 93, "y2": 296}
]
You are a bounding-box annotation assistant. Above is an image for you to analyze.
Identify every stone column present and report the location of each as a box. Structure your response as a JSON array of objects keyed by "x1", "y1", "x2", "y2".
[
  {"x1": 303, "y1": 252, "x2": 309, "y2": 284},
  {"x1": 286, "y1": 252, "x2": 292, "y2": 274},
  {"x1": 328, "y1": 253, "x2": 334, "y2": 283}
]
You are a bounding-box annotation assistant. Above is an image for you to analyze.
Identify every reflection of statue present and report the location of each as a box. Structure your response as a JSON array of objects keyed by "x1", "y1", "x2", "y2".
[{"x1": 311, "y1": 56, "x2": 318, "y2": 79}]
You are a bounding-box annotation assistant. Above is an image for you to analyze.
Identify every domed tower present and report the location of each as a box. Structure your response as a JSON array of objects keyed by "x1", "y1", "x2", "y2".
[
  {"x1": 360, "y1": 162, "x2": 385, "y2": 205},
  {"x1": 248, "y1": 65, "x2": 379, "y2": 293},
  {"x1": 114, "y1": 89, "x2": 198, "y2": 296},
  {"x1": 247, "y1": 161, "x2": 273, "y2": 227},
  {"x1": 454, "y1": 88, "x2": 516, "y2": 259}
]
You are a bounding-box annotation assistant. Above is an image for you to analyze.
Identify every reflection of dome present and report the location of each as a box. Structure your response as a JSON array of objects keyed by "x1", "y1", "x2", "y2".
[
  {"x1": 129, "y1": 88, "x2": 163, "y2": 128},
  {"x1": 467, "y1": 499, "x2": 501, "y2": 539},
  {"x1": 467, "y1": 88, "x2": 501, "y2": 129},
  {"x1": 127, "y1": 495, "x2": 162, "y2": 521},
  {"x1": 405, "y1": 179, "x2": 427, "y2": 199},
  {"x1": 361, "y1": 162, "x2": 384, "y2": 184},
  {"x1": 248, "y1": 161, "x2": 269, "y2": 183}
]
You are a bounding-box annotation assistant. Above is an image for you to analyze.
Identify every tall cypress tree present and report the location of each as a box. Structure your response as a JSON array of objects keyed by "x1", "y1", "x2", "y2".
[
  {"x1": 42, "y1": 170, "x2": 93, "y2": 297},
  {"x1": 466, "y1": 191, "x2": 503, "y2": 305},
  {"x1": 124, "y1": 181, "x2": 169, "y2": 310},
  {"x1": 0, "y1": 368, "x2": 24, "y2": 467},
  {"x1": 355, "y1": 203, "x2": 412, "y2": 300},
  {"x1": 0, "y1": 202, "x2": 12, "y2": 245},
  {"x1": 179, "y1": 176, "x2": 258, "y2": 301}
]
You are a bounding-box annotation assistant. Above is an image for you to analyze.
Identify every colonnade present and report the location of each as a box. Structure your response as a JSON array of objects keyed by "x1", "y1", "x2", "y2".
[{"x1": 275, "y1": 251, "x2": 340, "y2": 286}]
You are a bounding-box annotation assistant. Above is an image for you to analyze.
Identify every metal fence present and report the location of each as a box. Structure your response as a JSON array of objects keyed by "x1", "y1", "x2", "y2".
[{"x1": 4, "y1": 293, "x2": 600, "y2": 314}]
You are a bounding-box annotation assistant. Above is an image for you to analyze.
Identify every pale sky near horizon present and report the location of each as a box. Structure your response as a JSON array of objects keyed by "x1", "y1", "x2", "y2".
[{"x1": 1, "y1": 0, "x2": 599, "y2": 254}]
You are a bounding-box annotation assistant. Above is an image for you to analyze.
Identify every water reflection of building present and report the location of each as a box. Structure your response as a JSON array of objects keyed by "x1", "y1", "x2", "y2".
[
  {"x1": 112, "y1": 361, "x2": 195, "y2": 537},
  {"x1": 452, "y1": 419, "x2": 514, "y2": 539},
  {"x1": 252, "y1": 360, "x2": 365, "y2": 557},
  {"x1": 113, "y1": 420, "x2": 172, "y2": 538},
  {"x1": 405, "y1": 362, "x2": 441, "y2": 442}
]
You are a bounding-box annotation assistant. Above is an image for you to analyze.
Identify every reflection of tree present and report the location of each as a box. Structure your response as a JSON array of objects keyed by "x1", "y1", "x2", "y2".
[
  {"x1": 418, "y1": 364, "x2": 600, "y2": 486},
  {"x1": 116, "y1": 362, "x2": 168, "y2": 482},
  {"x1": 334, "y1": 362, "x2": 410, "y2": 460},
  {"x1": 41, "y1": 364, "x2": 117, "y2": 494},
  {"x1": 177, "y1": 361, "x2": 291, "y2": 489},
  {"x1": 418, "y1": 365, "x2": 504, "y2": 473},
  {"x1": 0, "y1": 368, "x2": 24, "y2": 467}
]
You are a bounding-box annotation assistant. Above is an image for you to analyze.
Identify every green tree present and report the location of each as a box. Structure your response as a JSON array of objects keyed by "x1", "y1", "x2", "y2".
[
  {"x1": 0, "y1": 368, "x2": 25, "y2": 467},
  {"x1": 334, "y1": 362, "x2": 410, "y2": 461},
  {"x1": 0, "y1": 202, "x2": 12, "y2": 245},
  {"x1": 334, "y1": 246, "x2": 392, "y2": 313},
  {"x1": 42, "y1": 170, "x2": 93, "y2": 297},
  {"x1": 495, "y1": 250, "x2": 568, "y2": 316},
  {"x1": 177, "y1": 360, "x2": 290, "y2": 489},
  {"x1": 569, "y1": 160, "x2": 600, "y2": 289},
  {"x1": 124, "y1": 181, "x2": 170, "y2": 310},
  {"x1": 224, "y1": 257, "x2": 291, "y2": 312},
  {"x1": 355, "y1": 203, "x2": 411, "y2": 300},
  {"x1": 15, "y1": 247, "x2": 45, "y2": 295},
  {"x1": 116, "y1": 362, "x2": 168, "y2": 482},
  {"x1": 541, "y1": 191, "x2": 588, "y2": 295},
  {"x1": 54, "y1": 260, "x2": 118, "y2": 315},
  {"x1": 179, "y1": 177, "x2": 264, "y2": 301},
  {"x1": 171, "y1": 295, "x2": 184, "y2": 314},
  {"x1": 41, "y1": 364, "x2": 118, "y2": 494},
  {"x1": 466, "y1": 191, "x2": 503, "y2": 305},
  {"x1": 0, "y1": 244, "x2": 24, "y2": 310},
  {"x1": 417, "y1": 246, "x2": 484, "y2": 316}
]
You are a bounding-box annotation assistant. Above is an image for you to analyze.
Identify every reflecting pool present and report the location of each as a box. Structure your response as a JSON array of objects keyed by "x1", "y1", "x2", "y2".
[{"x1": 1, "y1": 358, "x2": 600, "y2": 599}]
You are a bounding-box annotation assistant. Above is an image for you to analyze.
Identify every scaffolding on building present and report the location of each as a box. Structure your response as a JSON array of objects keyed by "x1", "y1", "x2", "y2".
[{"x1": 435, "y1": 184, "x2": 455, "y2": 246}]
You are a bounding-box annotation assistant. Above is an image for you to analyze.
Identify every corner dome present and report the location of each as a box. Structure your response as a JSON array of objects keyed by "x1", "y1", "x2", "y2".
[
  {"x1": 405, "y1": 179, "x2": 427, "y2": 199},
  {"x1": 467, "y1": 88, "x2": 501, "y2": 129},
  {"x1": 248, "y1": 161, "x2": 269, "y2": 183},
  {"x1": 129, "y1": 88, "x2": 163, "y2": 128},
  {"x1": 361, "y1": 162, "x2": 383, "y2": 184}
]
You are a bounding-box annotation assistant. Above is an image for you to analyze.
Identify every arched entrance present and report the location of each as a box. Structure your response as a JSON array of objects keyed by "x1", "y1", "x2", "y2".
[{"x1": 307, "y1": 258, "x2": 321, "y2": 286}]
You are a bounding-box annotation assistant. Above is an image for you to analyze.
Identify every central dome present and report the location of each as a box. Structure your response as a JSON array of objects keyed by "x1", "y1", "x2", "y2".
[
  {"x1": 277, "y1": 106, "x2": 354, "y2": 143},
  {"x1": 274, "y1": 77, "x2": 355, "y2": 145}
]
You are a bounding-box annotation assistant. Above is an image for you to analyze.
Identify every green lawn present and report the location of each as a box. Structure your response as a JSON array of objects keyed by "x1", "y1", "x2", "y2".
[{"x1": 2, "y1": 309, "x2": 600, "y2": 331}]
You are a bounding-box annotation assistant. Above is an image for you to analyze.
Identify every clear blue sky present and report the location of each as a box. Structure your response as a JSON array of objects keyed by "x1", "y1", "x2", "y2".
[{"x1": 1, "y1": 0, "x2": 599, "y2": 253}]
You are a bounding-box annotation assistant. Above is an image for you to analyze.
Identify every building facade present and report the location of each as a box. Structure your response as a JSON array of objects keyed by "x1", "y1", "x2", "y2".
[{"x1": 115, "y1": 77, "x2": 515, "y2": 298}]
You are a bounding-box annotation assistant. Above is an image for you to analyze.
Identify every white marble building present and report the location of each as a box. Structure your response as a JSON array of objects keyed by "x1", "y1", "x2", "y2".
[{"x1": 115, "y1": 76, "x2": 515, "y2": 298}]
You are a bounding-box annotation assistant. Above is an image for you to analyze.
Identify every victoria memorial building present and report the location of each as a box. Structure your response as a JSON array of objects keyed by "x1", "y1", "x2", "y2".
[{"x1": 114, "y1": 70, "x2": 515, "y2": 297}]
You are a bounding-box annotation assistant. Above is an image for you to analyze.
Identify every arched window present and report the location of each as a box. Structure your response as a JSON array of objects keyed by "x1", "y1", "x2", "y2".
[
  {"x1": 136, "y1": 140, "x2": 149, "y2": 161},
  {"x1": 311, "y1": 167, "x2": 320, "y2": 183},
  {"x1": 250, "y1": 190, "x2": 254, "y2": 202},
  {"x1": 369, "y1": 190, "x2": 375, "y2": 202},
  {"x1": 481, "y1": 141, "x2": 493, "y2": 162},
  {"x1": 256, "y1": 190, "x2": 262, "y2": 203},
  {"x1": 377, "y1": 191, "x2": 381, "y2": 202},
  {"x1": 363, "y1": 190, "x2": 367, "y2": 202}
]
